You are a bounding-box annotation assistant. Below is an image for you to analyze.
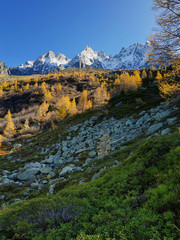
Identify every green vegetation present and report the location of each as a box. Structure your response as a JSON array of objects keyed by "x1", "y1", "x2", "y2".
[{"x1": 0, "y1": 133, "x2": 180, "y2": 239}]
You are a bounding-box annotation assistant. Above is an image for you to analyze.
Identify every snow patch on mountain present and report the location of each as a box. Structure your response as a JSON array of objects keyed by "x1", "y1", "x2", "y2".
[{"x1": 10, "y1": 43, "x2": 150, "y2": 75}]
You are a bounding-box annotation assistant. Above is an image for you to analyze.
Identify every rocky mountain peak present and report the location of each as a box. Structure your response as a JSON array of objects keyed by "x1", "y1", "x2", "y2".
[
  {"x1": 0, "y1": 61, "x2": 10, "y2": 75},
  {"x1": 8, "y1": 43, "x2": 150, "y2": 75}
]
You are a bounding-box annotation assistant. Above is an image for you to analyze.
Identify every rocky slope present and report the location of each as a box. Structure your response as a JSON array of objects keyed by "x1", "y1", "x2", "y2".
[
  {"x1": 0, "y1": 101, "x2": 178, "y2": 200},
  {"x1": 0, "y1": 61, "x2": 10, "y2": 75},
  {"x1": 9, "y1": 43, "x2": 149, "y2": 75}
]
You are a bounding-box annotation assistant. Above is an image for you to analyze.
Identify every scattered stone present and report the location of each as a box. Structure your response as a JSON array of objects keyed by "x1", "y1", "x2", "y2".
[
  {"x1": 17, "y1": 168, "x2": 39, "y2": 181},
  {"x1": 49, "y1": 184, "x2": 56, "y2": 194},
  {"x1": 42, "y1": 180, "x2": 48, "y2": 184},
  {"x1": 48, "y1": 172, "x2": 56, "y2": 178},
  {"x1": 40, "y1": 167, "x2": 52, "y2": 174},
  {"x1": 154, "y1": 110, "x2": 171, "y2": 121},
  {"x1": 89, "y1": 150, "x2": 96, "y2": 157},
  {"x1": 13, "y1": 143, "x2": 22, "y2": 149},
  {"x1": 59, "y1": 164, "x2": 75, "y2": 177},
  {"x1": 167, "y1": 117, "x2": 177, "y2": 125},
  {"x1": 83, "y1": 158, "x2": 92, "y2": 166},
  {"x1": 90, "y1": 116, "x2": 98, "y2": 121},
  {"x1": 147, "y1": 123, "x2": 164, "y2": 135},
  {"x1": 24, "y1": 162, "x2": 41, "y2": 168},
  {"x1": 161, "y1": 128, "x2": 171, "y2": 136},
  {"x1": 114, "y1": 101, "x2": 123, "y2": 107}
]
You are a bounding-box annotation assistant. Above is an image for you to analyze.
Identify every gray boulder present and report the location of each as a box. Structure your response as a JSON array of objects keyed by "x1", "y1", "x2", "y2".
[
  {"x1": 154, "y1": 110, "x2": 171, "y2": 121},
  {"x1": 167, "y1": 117, "x2": 177, "y2": 125},
  {"x1": 39, "y1": 167, "x2": 52, "y2": 174},
  {"x1": 161, "y1": 128, "x2": 171, "y2": 136},
  {"x1": 89, "y1": 150, "x2": 96, "y2": 157},
  {"x1": 59, "y1": 164, "x2": 75, "y2": 177},
  {"x1": 147, "y1": 123, "x2": 164, "y2": 135},
  {"x1": 17, "y1": 168, "x2": 39, "y2": 181}
]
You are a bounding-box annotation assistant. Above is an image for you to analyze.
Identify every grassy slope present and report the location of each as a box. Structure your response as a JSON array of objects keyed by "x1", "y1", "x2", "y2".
[{"x1": 0, "y1": 133, "x2": 180, "y2": 240}]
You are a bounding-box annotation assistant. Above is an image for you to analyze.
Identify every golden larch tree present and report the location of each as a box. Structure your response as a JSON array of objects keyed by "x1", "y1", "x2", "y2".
[
  {"x1": 37, "y1": 102, "x2": 49, "y2": 119},
  {"x1": 44, "y1": 90, "x2": 52, "y2": 102},
  {"x1": 3, "y1": 110, "x2": 16, "y2": 137},
  {"x1": 69, "y1": 98, "x2": 78, "y2": 115},
  {"x1": 78, "y1": 90, "x2": 92, "y2": 111},
  {"x1": 141, "y1": 70, "x2": 147, "y2": 79},
  {"x1": 56, "y1": 83, "x2": 62, "y2": 91}
]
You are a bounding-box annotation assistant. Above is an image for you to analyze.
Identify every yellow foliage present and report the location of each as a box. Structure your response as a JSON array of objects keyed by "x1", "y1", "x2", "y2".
[
  {"x1": 149, "y1": 70, "x2": 153, "y2": 79},
  {"x1": 37, "y1": 102, "x2": 49, "y2": 119},
  {"x1": 156, "y1": 71, "x2": 163, "y2": 81},
  {"x1": 141, "y1": 70, "x2": 147, "y2": 79},
  {"x1": 69, "y1": 98, "x2": 78, "y2": 115},
  {"x1": 41, "y1": 82, "x2": 47, "y2": 93},
  {"x1": 94, "y1": 85, "x2": 110, "y2": 104},
  {"x1": 14, "y1": 80, "x2": 18, "y2": 90},
  {"x1": 56, "y1": 83, "x2": 62, "y2": 91},
  {"x1": 56, "y1": 105, "x2": 67, "y2": 120},
  {"x1": 3, "y1": 110, "x2": 16, "y2": 137},
  {"x1": 78, "y1": 90, "x2": 90, "y2": 111},
  {"x1": 158, "y1": 81, "x2": 180, "y2": 99},
  {"x1": 24, "y1": 119, "x2": 29, "y2": 129},
  {"x1": 114, "y1": 78, "x2": 120, "y2": 85},
  {"x1": 34, "y1": 82, "x2": 38, "y2": 87},
  {"x1": 19, "y1": 88, "x2": 23, "y2": 93},
  {"x1": 25, "y1": 83, "x2": 30, "y2": 90},
  {"x1": 111, "y1": 71, "x2": 142, "y2": 97},
  {"x1": 44, "y1": 90, "x2": 52, "y2": 102},
  {"x1": 51, "y1": 86, "x2": 55, "y2": 92},
  {"x1": 0, "y1": 134, "x2": 2, "y2": 147},
  {"x1": 56, "y1": 95, "x2": 71, "y2": 110},
  {"x1": 0, "y1": 88, "x2": 3, "y2": 97}
]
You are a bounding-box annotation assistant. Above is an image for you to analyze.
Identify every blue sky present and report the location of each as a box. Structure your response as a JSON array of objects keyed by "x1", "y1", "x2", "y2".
[{"x1": 0, "y1": 0, "x2": 155, "y2": 67}]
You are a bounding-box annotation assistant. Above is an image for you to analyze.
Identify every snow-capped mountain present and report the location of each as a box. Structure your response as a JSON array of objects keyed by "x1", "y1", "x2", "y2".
[
  {"x1": 9, "y1": 43, "x2": 149, "y2": 75},
  {"x1": 10, "y1": 51, "x2": 71, "y2": 75}
]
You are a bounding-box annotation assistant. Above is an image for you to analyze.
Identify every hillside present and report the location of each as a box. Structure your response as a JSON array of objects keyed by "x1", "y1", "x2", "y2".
[{"x1": 0, "y1": 68, "x2": 180, "y2": 240}]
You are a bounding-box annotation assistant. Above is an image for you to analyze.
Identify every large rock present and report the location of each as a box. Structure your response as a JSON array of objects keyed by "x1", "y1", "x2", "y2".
[
  {"x1": 147, "y1": 123, "x2": 164, "y2": 135},
  {"x1": 59, "y1": 164, "x2": 75, "y2": 177},
  {"x1": 89, "y1": 150, "x2": 96, "y2": 157},
  {"x1": 154, "y1": 110, "x2": 171, "y2": 121},
  {"x1": 17, "y1": 168, "x2": 39, "y2": 181},
  {"x1": 161, "y1": 128, "x2": 171, "y2": 136},
  {"x1": 39, "y1": 167, "x2": 52, "y2": 174}
]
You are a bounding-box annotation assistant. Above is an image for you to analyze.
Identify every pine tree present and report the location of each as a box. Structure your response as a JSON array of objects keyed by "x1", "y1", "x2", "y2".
[
  {"x1": 56, "y1": 95, "x2": 71, "y2": 111},
  {"x1": 3, "y1": 110, "x2": 16, "y2": 137},
  {"x1": 134, "y1": 70, "x2": 142, "y2": 88},
  {"x1": 94, "y1": 85, "x2": 110, "y2": 105},
  {"x1": 56, "y1": 106, "x2": 67, "y2": 120},
  {"x1": 51, "y1": 86, "x2": 55, "y2": 92},
  {"x1": 156, "y1": 71, "x2": 163, "y2": 81},
  {"x1": 0, "y1": 134, "x2": 2, "y2": 147},
  {"x1": 44, "y1": 90, "x2": 52, "y2": 102},
  {"x1": 78, "y1": 90, "x2": 91, "y2": 111},
  {"x1": 56, "y1": 83, "x2": 62, "y2": 91},
  {"x1": 41, "y1": 82, "x2": 47, "y2": 93},
  {"x1": 69, "y1": 98, "x2": 78, "y2": 115},
  {"x1": 141, "y1": 70, "x2": 147, "y2": 79},
  {"x1": 25, "y1": 83, "x2": 30, "y2": 90},
  {"x1": 149, "y1": 70, "x2": 153, "y2": 79},
  {"x1": 37, "y1": 102, "x2": 49, "y2": 119},
  {"x1": 34, "y1": 82, "x2": 38, "y2": 88},
  {"x1": 0, "y1": 88, "x2": 3, "y2": 97},
  {"x1": 24, "y1": 119, "x2": 29, "y2": 130}
]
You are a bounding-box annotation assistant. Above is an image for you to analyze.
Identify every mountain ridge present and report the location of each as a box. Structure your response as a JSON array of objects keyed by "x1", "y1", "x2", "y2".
[{"x1": 9, "y1": 42, "x2": 149, "y2": 75}]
